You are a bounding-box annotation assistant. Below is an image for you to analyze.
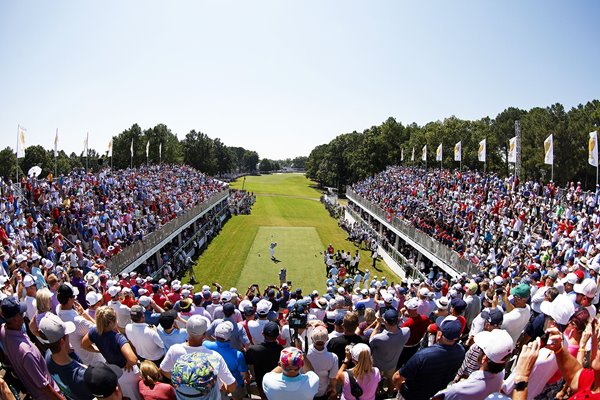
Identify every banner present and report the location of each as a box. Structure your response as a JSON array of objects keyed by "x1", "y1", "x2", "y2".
[
  {"x1": 508, "y1": 136, "x2": 517, "y2": 163},
  {"x1": 108, "y1": 139, "x2": 113, "y2": 158},
  {"x1": 544, "y1": 134, "x2": 553, "y2": 165},
  {"x1": 436, "y1": 144, "x2": 442, "y2": 162},
  {"x1": 590, "y1": 131, "x2": 598, "y2": 167},
  {"x1": 411, "y1": 147, "x2": 415, "y2": 161},
  {"x1": 146, "y1": 140, "x2": 150, "y2": 158},
  {"x1": 130, "y1": 138, "x2": 134, "y2": 157},
  {"x1": 17, "y1": 125, "x2": 26, "y2": 158},
  {"x1": 400, "y1": 147, "x2": 404, "y2": 162},
  {"x1": 84, "y1": 132, "x2": 89, "y2": 157},
  {"x1": 454, "y1": 141, "x2": 461, "y2": 162},
  {"x1": 54, "y1": 129, "x2": 59, "y2": 158},
  {"x1": 422, "y1": 145, "x2": 427, "y2": 161},
  {"x1": 478, "y1": 139, "x2": 486, "y2": 162}
]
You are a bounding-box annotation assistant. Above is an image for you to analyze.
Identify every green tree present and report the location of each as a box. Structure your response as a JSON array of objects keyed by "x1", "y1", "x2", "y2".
[
  {"x1": 0, "y1": 147, "x2": 19, "y2": 181},
  {"x1": 23, "y1": 145, "x2": 52, "y2": 177},
  {"x1": 259, "y1": 159, "x2": 273, "y2": 172}
]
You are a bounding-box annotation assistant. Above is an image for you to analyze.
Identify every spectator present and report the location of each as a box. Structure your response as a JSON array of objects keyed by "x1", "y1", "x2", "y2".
[
  {"x1": 138, "y1": 360, "x2": 176, "y2": 400},
  {"x1": 84, "y1": 364, "x2": 123, "y2": 400},
  {"x1": 157, "y1": 309, "x2": 188, "y2": 353},
  {"x1": 327, "y1": 312, "x2": 365, "y2": 368},
  {"x1": 262, "y1": 347, "x2": 320, "y2": 400},
  {"x1": 306, "y1": 327, "x2": 338, "y2": 400},
  {"x1": 337, "y1": 343, "x2": 381, "y2": 400},
  {"x1": 245, "y1": 321, "x2": 284, "y2": 400},
  {"x1": 126, "y1": 305, "x2": 165, "y2": 363}
]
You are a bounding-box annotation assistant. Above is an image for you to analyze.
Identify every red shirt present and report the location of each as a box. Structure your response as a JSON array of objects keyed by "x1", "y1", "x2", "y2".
[
  {"x1": 570, "y1": 369, "x2": 600, "y2": 399},
  {"x1": 402, "y1": 315, "x2": 431, "y2": 346},
  {"x1": 138, "y1": 381, "x2": 176, "y2": 400}
]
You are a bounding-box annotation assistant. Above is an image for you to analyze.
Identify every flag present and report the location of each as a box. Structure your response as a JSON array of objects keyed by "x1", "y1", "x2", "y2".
[
  {"x1": 130, "y1": 138, "x2": 134, "y2": 157},
  {"x1": 146, "y1": 140, "x2": 150, "y2": 158},
  {"x1": 436, "y1": 144, "x2": 442, "y2": 162},
  {"x1": 422, "y1": 145, "x2": 427, "y2": 161},
  {"x1": 53, "y1": 129, "x2": 58, "y2": 158},
  {"x1": 17, "y1": 125, "x2": 26, "y2": 158},
  {"x1": 411, "y1": 147, "x2": 415, "y2": 161},
  {"x1": 400, "y1": 147, "x2": 404, "y2": 162},
  {"x1": 84, "y1": 132, "x2": 89, "y2": 157},
  {"x1": 159, "y1": 142, "x2": 162, "y2": 160},
  {"x1": 589, "y1": 131, "x2": 598, "y2": 167},
  {"x1": 544, "y1": 134, "x2": 553, "y2": 165},
  {"x1": 454, "y1": 141, "x2": 461, "y2": 162},
  {"x1": 478, "y1": 139, "x2": 486, "y2": 162},
  {"x1": 108, "y1": 139, "x2": 113, "y2": 157},
  {"x1": 508, "y1": 136, "x2": 517, "y2": 163}
]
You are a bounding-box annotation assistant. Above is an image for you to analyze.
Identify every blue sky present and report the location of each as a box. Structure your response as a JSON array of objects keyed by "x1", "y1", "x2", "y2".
[{"x1": 1, "y1": 1, "x2": 598, "y2": 160}]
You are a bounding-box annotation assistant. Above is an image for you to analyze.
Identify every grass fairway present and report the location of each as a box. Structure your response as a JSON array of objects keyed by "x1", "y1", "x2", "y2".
[{"x1": 184, "y1": 173, "x2": 400, "y2": 291}]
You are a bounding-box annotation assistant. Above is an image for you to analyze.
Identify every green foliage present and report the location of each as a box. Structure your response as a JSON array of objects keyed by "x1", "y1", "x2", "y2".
[
  {"x1": 0, "y1": 147, "x2": 20, "y2": 181},
  {"x1": 306, "y1": 100, "x2": 600, "y2": 189},
  {"x1": 259, "y1": 158, "x2": 273, "y2": 172}
]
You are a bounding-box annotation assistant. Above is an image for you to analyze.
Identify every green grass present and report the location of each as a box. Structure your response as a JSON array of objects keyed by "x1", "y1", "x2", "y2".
[{"x1": 184, "y1": 173, "x2": 400, "y2": 292}]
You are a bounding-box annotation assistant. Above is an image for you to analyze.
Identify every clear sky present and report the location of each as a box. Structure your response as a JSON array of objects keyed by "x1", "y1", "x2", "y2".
[{"x1": 1, "y1": 1, "x2": 599, "y2": 160}]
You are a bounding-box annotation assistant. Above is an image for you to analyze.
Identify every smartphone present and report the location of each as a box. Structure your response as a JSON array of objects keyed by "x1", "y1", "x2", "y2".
[
  {"x1": 287, "y1": 281, "x2": 292, "y2": 286},
  {"x1": 539, "y1": 332, "x2": 550, "y2": 347}
]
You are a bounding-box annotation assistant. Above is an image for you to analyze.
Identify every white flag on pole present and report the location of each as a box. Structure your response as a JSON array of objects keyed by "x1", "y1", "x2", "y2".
[
  {"x1": 159, "y1": 142, "x2": 162, "y2": 160},
  {"x1": 146, "y1": 140, "x2": 150, "y2": 158},
  {"x1": 54, "y1": 129, "x2": 59, "y2": 158},
  {"x1": 589, "y1": 131, "x2": 598, "y2": 167},
  {"x1": 436, "y1": 144, "x2": 443, "y2": 162},
  {"x1": 454, "y1": 141, "x2": 461, "y2": 162},
  {"x1": 411, "y1": 147, "x2": 415, "y2": 161},
  {"x1": 108, "y1": 139, "x2": 113, "y2": 158},
  {"x1": 478, "y1": 139, "x2": 486, "y2": 162},
  {"x1": 544, "y1": 134, "x2": 553, "y2": 165},
  {"x1": 400, "y1": 147, "x2": 404, "y2": 162},
  {"x1": 17, "y1": 125, "x2": 26, "y2": 158},
  {"x1": 130, "y1": 138, "x2": 134, "y2": 157},
  {"x1": 422, "y1": 145, "x2": 427, "y2": 161},
  {"x1": 508, "y1": 136, "x2": 517, "y2": 163},
  {"x1": 84, "y1": 132, "x2": 89, "y2": 157}
]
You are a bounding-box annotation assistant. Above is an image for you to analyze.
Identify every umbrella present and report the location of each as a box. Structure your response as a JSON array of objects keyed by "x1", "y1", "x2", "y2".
[{"x1": 27, "y1": 166, "x2": 42, "y2": 178}]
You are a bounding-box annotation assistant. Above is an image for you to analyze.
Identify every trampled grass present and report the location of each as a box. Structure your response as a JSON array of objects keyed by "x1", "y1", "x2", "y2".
[{"x1": 184, "y1": 173, "x2": 400, "y2": 292}]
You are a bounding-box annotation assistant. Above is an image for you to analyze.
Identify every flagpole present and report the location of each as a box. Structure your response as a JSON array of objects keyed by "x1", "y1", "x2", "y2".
[
  {"x1": 15, "y1": 125, "x2": 19, "y2": 185},
  {"x1": 85, "y1": 132, "x2": 89, "y2": 174},
  {"x1": 54, "y1": 128, "x2": 58, "y2": 178}
]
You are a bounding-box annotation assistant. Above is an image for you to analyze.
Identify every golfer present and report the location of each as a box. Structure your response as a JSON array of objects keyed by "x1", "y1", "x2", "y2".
[{"x1": 270, "y1": 242, "x2": 277, "y2": 260}]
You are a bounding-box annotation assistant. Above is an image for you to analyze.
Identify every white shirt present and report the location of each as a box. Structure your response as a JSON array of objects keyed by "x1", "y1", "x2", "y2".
[
  {"x1": 439, "y1": 370, "x2": 504, "y2": 400},
  {"x1": 502, "y1": 305, "x2": 531, "y2": 344},
  {"x1": 244, "y1": 319, "x2": 269, "y2": 345},
  {"x1": 108, "y1": 300, "x2": 131, "y2": 328},
  {"x1": 125, "y1": 322, "x2": 165, "y2": 361},
  {"x1": 58, "y1": 308, "x2": 105, "y2": 365},
  {"x1": 306, "y1": 347, "x2": 338, "y2": 396}
]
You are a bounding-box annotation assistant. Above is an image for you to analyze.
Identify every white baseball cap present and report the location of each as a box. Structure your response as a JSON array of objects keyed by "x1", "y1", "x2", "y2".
[
  {"x1": 493, "y1": 276, "x2": 504, "y2": 286},
  {"x1": 419, "y1": 287, "x2": 430, "y2": 296},
  {"x1": 540, "y1": 294, "x2": 576, "y2": 325},
  {"x1": 108, "y1": 286, "x2": 121, "y2": 297},
  {"x1": 562, "y1": 273, "x2": 578, "y2": 285},
  {"x1": 256, "y1": 299, "x2": 272, "y2": 315},
  {"x1": 382, "y1": 292, "x2": 393, "y2": 303},
  {"x1": 138, "y1": 296, "x2": 151, "y2": 308},
  {"x1": 405, "y1": 298, "x2": 419, "y2": 310},
  {"x1": 473, "y1": 329, "x2": 515, "y2": 363},
  {"x1": 574, "y1": 279, "x2": 597, "y2": 299},
  {"x1": 23, "y1": 274, "x2": 36, "y2": 288},
  {"x1": 86, "y1": 292, "x2": 103, "y2": 307},
  {"x1": 221, "y1": 291, "x2": 232, "y2": 302}
]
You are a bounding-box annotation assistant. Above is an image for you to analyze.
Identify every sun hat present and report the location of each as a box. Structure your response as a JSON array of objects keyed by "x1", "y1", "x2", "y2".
[
  {"x1": 86, "y1": 291, "x2": 103, "y2": 307},
  {"x1": 435, "y1": 297, "x2": 449, "y2": 310}
]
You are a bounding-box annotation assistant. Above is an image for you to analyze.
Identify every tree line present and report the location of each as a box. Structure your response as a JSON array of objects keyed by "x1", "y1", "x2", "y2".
[
  {"x1": 0, "y1": 123, "x2": 262, "y2": 181},
  {"x1": 306, "y1": 100, "x2": 600, "y2": 191}
]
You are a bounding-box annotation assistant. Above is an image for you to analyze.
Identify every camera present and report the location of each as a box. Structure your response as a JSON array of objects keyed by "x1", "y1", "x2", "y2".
[{"x1": 288, "y1": 303, "x2": 307, "y2": 330}]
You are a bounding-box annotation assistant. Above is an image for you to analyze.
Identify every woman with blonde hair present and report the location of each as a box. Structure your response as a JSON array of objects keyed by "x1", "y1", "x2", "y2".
[
  {"x1": 138, "y1": 360, "x2": 175, "y2": 400},
  {"x1": 29, "y1": 287, "x2": 54, "y2": 338},
  {"x1": 337, "y1": 343, "x2": 381, "y2": 400},
  {"x1": 356, "y1": 308, "x2": 377, "y2": 339},
  {"x1": 81, "y1": 306, "x2": 142, "y2": 400}
]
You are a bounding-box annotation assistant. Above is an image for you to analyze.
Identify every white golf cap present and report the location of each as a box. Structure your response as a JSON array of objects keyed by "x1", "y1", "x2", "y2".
[
  {"x1": 540, "y1": 294, "x2": 576, "y2": 325},
  {"x1": 574, "y1": 279, "x2": 597, "y2": 299},
  {"x1": 473, "y1": 330, "x2": 515, "y2": 363},
  {"x1": 108, "y1": 286, "x2": 121, "y2": 297}
]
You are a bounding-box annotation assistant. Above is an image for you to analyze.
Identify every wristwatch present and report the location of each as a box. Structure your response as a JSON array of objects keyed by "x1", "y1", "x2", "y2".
[{"x1": 514, "y1": 380, "x2": 529, "y2": 391}]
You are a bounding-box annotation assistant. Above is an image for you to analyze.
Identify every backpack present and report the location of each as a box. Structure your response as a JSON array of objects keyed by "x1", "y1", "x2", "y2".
[{"x1": 346, "y1": 369, "x2": 363, "y2": 400}]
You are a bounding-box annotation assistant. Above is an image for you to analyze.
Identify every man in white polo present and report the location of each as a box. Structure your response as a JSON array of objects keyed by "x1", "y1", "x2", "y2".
[{"x1": 125, "y1": 305, "x2": 164, "y2": 363}]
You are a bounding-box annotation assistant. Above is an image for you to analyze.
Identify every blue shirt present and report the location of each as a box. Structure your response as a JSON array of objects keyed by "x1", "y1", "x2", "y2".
[
  {"x1": 88, "y1": 327, "x2": 128, "y2": 368},
  {"x1": 46, "y1": 351, "x2": 94, "y2": 400},
  {"x1": 203, "y1": 340, "x2": 247, "y2": 386},
  {"x1": 157, "y1": 327, "x2": 188, "y2": 352},
  {"x1": 143, "y1": 309, "x2": 161, "y2": 326}
]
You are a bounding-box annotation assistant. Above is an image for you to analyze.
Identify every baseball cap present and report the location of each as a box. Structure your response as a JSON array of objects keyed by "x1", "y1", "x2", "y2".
[
  {"x1": 405, "y1": 298, "x2": 419, "y2": 310},
  {"x1": 280, "y1": 347, "x2": 304, "y2": 369},
  {"x1": 574, "y1": 270, "x2": 585, "y2": 281},
  {"x1": 546, "y1": 269, "x2": 558, "y2": 280},
  {"x1": 383, "y1": 309, "x2": 399, "y2": 324},
  {"x1": 22, "y1": 274, "x2": 36, "y2": 289},
  {"x1": 221, "y1": 291, "x2": 232, "y2": 302},
  {"x1": 540, "y1": 294, "x2": 576, "y2": 325},
  {"x1": 311, "y1": 327, "x2": 329, "y2": 344},
  {"x1": 493, "y1": 276, "x2": 504, "y2": 286},
  {"x1": 130, "y1": 305, "x2": 144, "y2": 320},
  {"x1": 382, "y1": 292, "x2": 394, "y2": 303},
  {"x1": 510, "y1": 284, "x2": 531, "y2": 298},
  {"x1": 562, "y1": 273, "x2": 578, "y2": 285},
  {"x1": 419, "y1": 287, "x2": 430, "y2": 296},
  {"x1": 211, "y1": 291, "x2": 220, "y2": 299},
  {"x1": 474, "y1": 330, "x2": 515, "y2": 363},
  {"x1": 136, "y1": 294, "x2": 150, "y2": 307},
  {"x1": 435, "y1": 297, "x2": 449, "y2": 310},
  {"x1": 38, "y1": 313, "x2": 76, "y2": 344},
  {"x1": 574, "y1": 279, "x2": 597, "y2": 298},
  {"x1": 355, "y1": 302, "x2": 366, "y2": 311},
  {"x1": 436, "y1": 316, "x2": 462, "y2": 340},
  {"x1": 0, "y1": 297, "x2": 26, "y2": 319},
  {"x1": 465, "y1": 282, "x2": 479, "y2": 292},
  {"x1": 368, "y1": 288, "x2": 377, "y2": 295},
  {"x1": 481, "y1": 308, "x2": 504, "y2": 326},
  {"x1": 243, "y1": 305, "x2": 255, "y2": 316},
  {"x1": 15, "y1": 254, "x2": 27, "y2": 264},
  {"x1": 263, "y1": 321, "x2": 279, "y2": 337},
  {"x1": 86, "y1": 291, "x2": 103, "y2": 307},
  {"x1": 84, "y1": 364, "x2": 123, "y2": 399},
  {"x1": 350, "y1": 343, "x2": 371, "y2": 362},
  {"x1": 450, "y1": 298, "x2": 467, "y2": 313},
  {"x1": 186, "y1": 315, "x2": 209, "y2": 336},
  {"x1": 337, "y1": 287, "x2": 345, "y2": 294},
  {"x1": 107, "y1": 286, "x2": 121, "y2": 297},
  {"x1": 171, "y1": 352, "x2": 217, "y2": 397},
  {"x1": 257, "y1": 299, "x2": 272, "y2": 315},
  {"x1": 215, "y1": 321, "x2": 233, "y2": 341},
  {"x1": 334, "y1": 314, "x2": 345, "y2": 326},
  {"x1": 172, "y1": 283, "x2": 181, "y2": 291},
  {"x1": 179, "y1": 298, "x2": 193, "y2": 312}
]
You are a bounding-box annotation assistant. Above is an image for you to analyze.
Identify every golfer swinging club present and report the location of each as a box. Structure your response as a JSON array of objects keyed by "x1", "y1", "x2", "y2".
[{"x1": 269, "y1": 241, "x2": 277, "y2": 260}]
